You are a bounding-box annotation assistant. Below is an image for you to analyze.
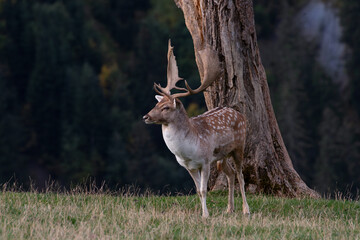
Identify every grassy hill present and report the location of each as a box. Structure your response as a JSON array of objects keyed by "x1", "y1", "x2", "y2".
[{"x1": 0, "y1": 188, "x2": 359, "y2": 239}]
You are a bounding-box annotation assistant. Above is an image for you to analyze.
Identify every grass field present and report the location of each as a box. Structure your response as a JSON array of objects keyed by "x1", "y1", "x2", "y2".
[{"x1": 0, "y1": 186, "x2": 359, "y2": 239}]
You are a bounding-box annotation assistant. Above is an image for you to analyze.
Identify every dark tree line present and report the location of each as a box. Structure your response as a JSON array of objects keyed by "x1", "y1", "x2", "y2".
[
  {"x1": 0, "y1": 0, "x2": 197, "y2": 192},
  {"x1": 255, "y1": 0, "x2": 360, "y2": 195},
  {"x1": 0, "y1": 0, "x2": 359, "y2": 196}
]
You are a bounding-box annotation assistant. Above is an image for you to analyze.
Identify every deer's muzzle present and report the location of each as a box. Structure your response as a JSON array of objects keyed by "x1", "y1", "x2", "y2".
[{"x1": 143, "y1": 114, "x2": 152, "y2": 124}]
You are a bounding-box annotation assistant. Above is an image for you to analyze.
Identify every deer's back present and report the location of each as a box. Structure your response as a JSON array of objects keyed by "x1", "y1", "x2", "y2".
[{"x1": 191, "y1": 107, "x2": 246, "y2": 159}]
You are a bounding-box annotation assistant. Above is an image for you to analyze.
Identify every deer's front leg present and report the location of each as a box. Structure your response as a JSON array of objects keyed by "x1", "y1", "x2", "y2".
[
  {"x1": 187, "y1": 169, "x2": 201, "y2": 195},
  {"x1": 200, "y1": 163, "x2": 210, "y2": 218}
]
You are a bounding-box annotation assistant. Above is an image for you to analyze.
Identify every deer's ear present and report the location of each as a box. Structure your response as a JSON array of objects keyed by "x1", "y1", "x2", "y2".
[{"x1": 155, "y1": 95, "x2": 163, "y2": 102}]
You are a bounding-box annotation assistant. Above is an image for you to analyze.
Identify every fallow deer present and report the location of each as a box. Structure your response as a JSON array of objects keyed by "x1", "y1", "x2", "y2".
[{"x1": 143, "y1": 40, "x2": 250, "y2": 218}]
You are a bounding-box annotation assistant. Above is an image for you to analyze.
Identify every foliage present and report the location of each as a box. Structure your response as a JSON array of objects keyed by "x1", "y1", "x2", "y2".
[
  {"x1": 254, "y1": 0, "x2": 360, "y2": 195},
  {"x1": 0, "y1": 0, "x2": 195, "y2": 192},
  {"x1": 0, "y1": 0, "x2": 359, "y2": 195},
  {"x1": 338, "y1": 0, "x2": 360, "y2": 114}
]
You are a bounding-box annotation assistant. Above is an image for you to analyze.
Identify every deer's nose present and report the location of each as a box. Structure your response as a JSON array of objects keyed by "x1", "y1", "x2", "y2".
[{"x1": 143, "y1": 114, "x2": 150, "y2": 122}]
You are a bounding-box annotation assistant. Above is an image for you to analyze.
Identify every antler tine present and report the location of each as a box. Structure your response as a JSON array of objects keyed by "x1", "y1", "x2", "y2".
[
  {"x1": 154, "y1": 83, "x2": 171, "y2": 99},
  {"x1": 172, "y1": 46, "x2": 221, "y2": 99}
]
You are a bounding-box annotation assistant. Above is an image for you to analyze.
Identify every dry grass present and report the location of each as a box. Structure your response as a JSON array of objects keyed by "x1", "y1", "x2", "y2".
[{"x1": 0, "y1": 186, "x2": 359, "y2": 239}]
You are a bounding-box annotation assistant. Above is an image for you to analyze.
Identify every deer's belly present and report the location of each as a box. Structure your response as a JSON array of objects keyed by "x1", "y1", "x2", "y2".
[{"x1": 176, "y1": 156, "x2": 203, "y2": 170}]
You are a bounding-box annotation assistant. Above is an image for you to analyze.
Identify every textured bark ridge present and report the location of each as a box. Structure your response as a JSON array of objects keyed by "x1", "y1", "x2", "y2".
[{"x1": 175, "y1": 0, "x2": 319, "y2": 198}]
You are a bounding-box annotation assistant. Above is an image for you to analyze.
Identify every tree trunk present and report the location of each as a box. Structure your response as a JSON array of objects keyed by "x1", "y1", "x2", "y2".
[{"x1": 175, "y1": 0, "x2": 319, "y2": 198}]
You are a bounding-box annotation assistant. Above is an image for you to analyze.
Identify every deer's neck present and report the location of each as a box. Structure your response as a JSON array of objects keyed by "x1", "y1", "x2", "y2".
[
  {"x1": 161, "y1": 107, "x2": 198, "y2": 157},
  {"x1": 162, "y1": 107, "x2": 191, "y2": 137}
]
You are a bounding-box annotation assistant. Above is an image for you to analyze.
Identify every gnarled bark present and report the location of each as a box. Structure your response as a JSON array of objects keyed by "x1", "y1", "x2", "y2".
[{"x1": 175, "y1": 0, "x2": 319, "y2": 198}]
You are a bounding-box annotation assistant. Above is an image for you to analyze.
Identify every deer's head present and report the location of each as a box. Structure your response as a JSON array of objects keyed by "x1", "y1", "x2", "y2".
[
  {"x1": 143, "y1": 95, "x2": 182, "y2": 125},
  {"x1": 143, "y1": 40, "x2": 221, "y2": 125}
]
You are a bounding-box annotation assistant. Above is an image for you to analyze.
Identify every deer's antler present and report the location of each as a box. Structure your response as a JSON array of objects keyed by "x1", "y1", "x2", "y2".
[
  {"x1": 154, "y1": 40, "x2": 186, "y2": 98},
  {"x1": 154, "y1": 39, "x2": 221, "y2": 99}
]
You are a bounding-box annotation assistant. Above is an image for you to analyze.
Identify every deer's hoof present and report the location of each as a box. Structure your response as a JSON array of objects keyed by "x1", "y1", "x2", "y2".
[
  {"x1": 226, "y1": 207, "x2": 234, "y2": 214},
  {"x1": 202, "y1": 212, "x2": 209, "y2": 219},
  {"x1": 243, "y1": 210, "x2": 251, "y2": 218}
]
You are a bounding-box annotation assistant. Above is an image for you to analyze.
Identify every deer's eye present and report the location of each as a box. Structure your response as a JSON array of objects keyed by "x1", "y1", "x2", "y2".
[{"x1": 162, "y1": 106, "x2": 170, "y2": 111}]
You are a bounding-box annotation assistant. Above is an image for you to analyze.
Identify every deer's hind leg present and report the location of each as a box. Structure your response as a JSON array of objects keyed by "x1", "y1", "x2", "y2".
[
  {"x1": 233, "y1": 148, "x2": 250, "y2": 215},
  {"x1": 221, "y1": 158, "x2": 236, "y2": 213}
]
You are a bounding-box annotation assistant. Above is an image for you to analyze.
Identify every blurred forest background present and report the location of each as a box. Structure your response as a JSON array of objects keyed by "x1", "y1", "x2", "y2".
[{"x1": 0, "y1": 0, "x2": 359, "y2": 196}]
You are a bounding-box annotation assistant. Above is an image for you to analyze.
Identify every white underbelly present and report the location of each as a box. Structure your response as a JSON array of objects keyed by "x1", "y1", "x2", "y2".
[{"x1": 176, "y1": 156, "x2": 203, "y2": 170}]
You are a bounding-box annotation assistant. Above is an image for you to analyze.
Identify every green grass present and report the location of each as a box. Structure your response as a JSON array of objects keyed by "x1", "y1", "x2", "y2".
[{"x1": 0, "y1": 189, "x2": 359, "y2": 239}]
